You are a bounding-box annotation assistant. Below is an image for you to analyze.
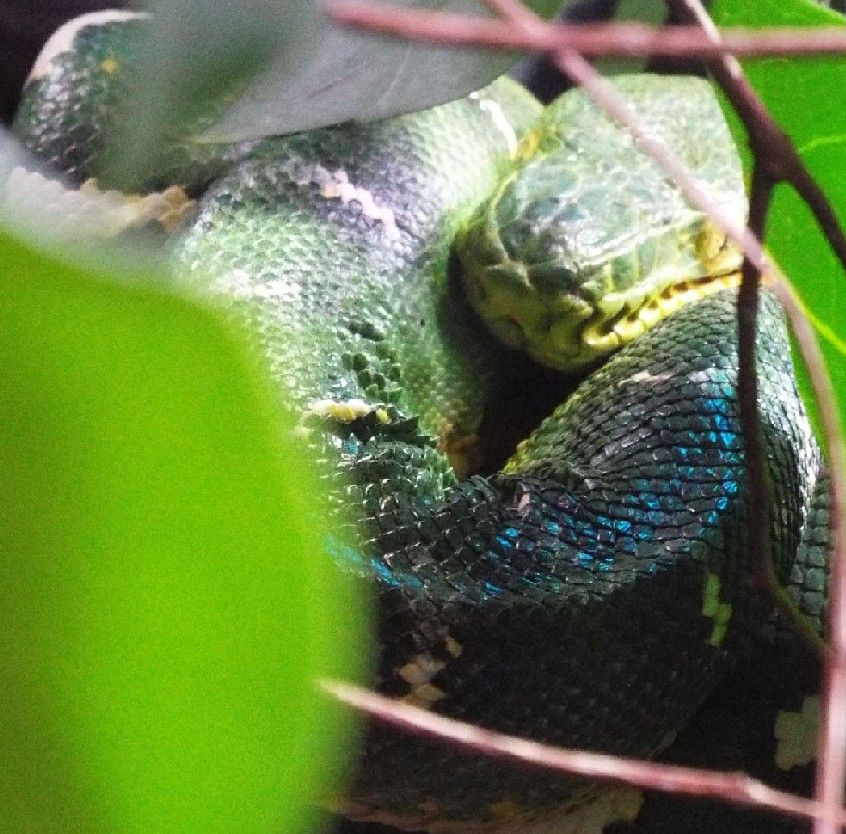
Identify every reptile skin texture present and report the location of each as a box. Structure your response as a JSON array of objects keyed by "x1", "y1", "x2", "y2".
[{"x1": 11, "y1": 15, "x2": 829, "y2": 834}]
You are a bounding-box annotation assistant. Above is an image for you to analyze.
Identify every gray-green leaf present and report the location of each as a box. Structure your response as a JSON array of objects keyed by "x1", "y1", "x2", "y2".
[{"x1": 205, "y1": 0, "x2": 561, "y2": 141}]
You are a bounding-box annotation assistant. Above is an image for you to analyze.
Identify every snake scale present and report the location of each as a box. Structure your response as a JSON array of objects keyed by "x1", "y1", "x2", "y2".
[{"x1": 11, "y1": 12, "x2": 832, "y2": 834}]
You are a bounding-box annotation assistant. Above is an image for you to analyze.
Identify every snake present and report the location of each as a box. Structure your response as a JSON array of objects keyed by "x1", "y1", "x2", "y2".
[{"x1": 10, "y1": 11, "x2": 832, "y2": 834}]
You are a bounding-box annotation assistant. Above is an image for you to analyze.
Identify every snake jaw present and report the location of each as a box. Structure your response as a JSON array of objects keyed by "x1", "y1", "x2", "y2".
[
  {"x1": 461, "y1": 255, "x2": 596, "y2": 366},
  {"x1": 458, "y1": 181, "x2": 745, "y2": 370},
  {"x1": 461, "y1": 242, "x2": 743, "y2": 370},
  {"x1": 456, "y1": 161, "x2": 745, "y2": 370}
]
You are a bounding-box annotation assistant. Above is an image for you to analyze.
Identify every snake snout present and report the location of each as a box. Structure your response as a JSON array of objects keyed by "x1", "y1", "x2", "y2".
[{"x1": 459, "y1": 251, "x2": 599, "y2": 369}]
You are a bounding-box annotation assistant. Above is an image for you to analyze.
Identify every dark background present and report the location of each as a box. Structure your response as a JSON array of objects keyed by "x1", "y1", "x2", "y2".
[{"x1": 1, "y1": 1, "x2": 138, "y2": 123}]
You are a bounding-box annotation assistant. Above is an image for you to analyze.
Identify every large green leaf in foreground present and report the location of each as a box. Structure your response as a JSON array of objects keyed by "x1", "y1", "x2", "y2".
[
  {"x1": 711, "y1": 0, "x2": 846, "y2": 446},
  {"x1": 0, "y1": 231, "x2": 362, "y2": 832}
]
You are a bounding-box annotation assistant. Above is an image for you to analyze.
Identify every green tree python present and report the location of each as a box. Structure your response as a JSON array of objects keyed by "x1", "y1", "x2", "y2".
[{"x1": 10, "y1": 12, "x2": 832, "y2": 834}]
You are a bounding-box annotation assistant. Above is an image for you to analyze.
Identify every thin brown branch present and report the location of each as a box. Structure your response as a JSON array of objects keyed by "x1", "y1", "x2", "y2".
[
  {"x1": 729, "y1": 161, "x2": 821, "y2": 651},
  {"x1": 329, "y1": 2, "x2": 846, "y2": 59},
  {"x1": 322, "y1": 679, "x2": 846, "y2": 826},
  {"x1": 551, "y1": 35, "x2": 846, "y2": 822},
  {"x1": 764, "y1": 279, "x2": 846, "y2": 834},
  {"x1": 557, "y1": 36, "x2": 846, "y2": 823},
  {"x1": 736, "y1": 165, "x2": 776, "y2": 590},
  {"x1": 668, "y1": 2, "x2": 846, "y2": 829}
]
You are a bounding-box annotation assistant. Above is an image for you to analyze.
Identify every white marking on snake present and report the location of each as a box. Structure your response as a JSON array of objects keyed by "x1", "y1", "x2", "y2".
[
  {"x1": 515, "y1": 490, "x2": 532, "y2": 516},
  {"x1": 214, "y1": 272, "x2": 303, "y2": 306},
  {"x1": 399, "y1": 654, "x2": 446, "y2": 688},
  {"x1": 295, "y1": 164, "x2": 399, "y2": 238},
  {"x1": 444, "y1": 635, "x2": 463, "y2": 658},
  {"x1": 27, "y1": 10, "x2": 148, "y2": 84},
  {"x1": 628, "y1": 370, "x2": 673, "y2": 384},
  {"x1": 1, "y1": 168, "x2": 193, "y2": 237},
  {"x1": 469, "y1": 92, "x2": 519, "y2": 155},
  {"x1": 774, "y1": 694, "x2": 819, "y2": 770}
]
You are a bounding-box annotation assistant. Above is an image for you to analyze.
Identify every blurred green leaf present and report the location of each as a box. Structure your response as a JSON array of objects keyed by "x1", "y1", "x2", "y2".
[
  {"x1": 711, "y1": 0, "x2": 846, "y2": 448},
  {"x1": 0, "y1": 229, "x2": 363, "y2": 833},
  {"x1": 110, "y1": 0, "x2": 315, "y2": 187}
]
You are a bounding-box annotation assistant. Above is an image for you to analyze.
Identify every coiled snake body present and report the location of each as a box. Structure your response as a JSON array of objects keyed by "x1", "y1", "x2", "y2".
[{"x1": 12, "y1": 14, "x2": 830, "y2": 833}]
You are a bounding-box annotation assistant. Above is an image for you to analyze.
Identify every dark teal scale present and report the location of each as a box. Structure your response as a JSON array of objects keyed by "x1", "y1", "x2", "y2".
[
  {"x1": 335, "y1": 290, "x2": 818, "y2": 828},
  {"x1": 12, "y1": 16, "x2": 827, "y2": 834}
]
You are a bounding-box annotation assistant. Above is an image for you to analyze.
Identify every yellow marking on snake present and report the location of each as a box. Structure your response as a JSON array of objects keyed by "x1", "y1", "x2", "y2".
[
  {"x1": 503, "y1": 438, "x2": 529, "y2": 476},
  {"x1": 445, "y1": 635, "x2": 463, "y2": 657},
  {"x1": 295, "y1": 398, "x2": 387, "y2": 440},
  {"x1": 514, "y1": 125, "x2": 542, "y2": 162},
  {"x1": 401, "y1": 683, "x2": 447, "y2": 708},
  {"x1": 701, "y1": 572, "x2": 732, "y2": 647},
  {"x1": 585, "y1": 272, "x2": 742, "y2": 359},
  {"x1": 489, "y1": 800, "x2": 522, "y2": 820},
  {"x1": 100, "y1": 56, "x2": 119, "y2": 74},
  {"x1": 309, "y1": 397, "x2": 377, "y2": 423},
  {"x1": 26, "y1": 10, "x2": 148, "y2": 84},
  {"x1": 439, "y1": 424, "x2": 482, "y2": 480},
  {"x1": 398, "y1": 654, "x2": 446, "y2": 688},
  {"x1": 399, "y1": 653, "x2": 449, "y2": 708}
]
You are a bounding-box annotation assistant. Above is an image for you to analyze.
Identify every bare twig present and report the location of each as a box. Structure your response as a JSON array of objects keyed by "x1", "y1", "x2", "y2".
[
  {"x1": 735, "y1": 164, "x2": 776, "y2": 588},
  {"x1": 674, "y1": 0, "x2": 828, "y2": 652},
  {"x1": 668, "y1": 2, "x2": 846, "y2": 830},
  {"x1": 330, "y1": 1, "x2": 846, "y2": 58},
  {"x1": 322, "y1": 679, "x2": 846, "y2": 826},
  {"x1": 669, "y1": 0, "x2": 828, "y2": 662},
  {"x1": 768, "y1": 280, "x2": 846, "y2": 834},
  {"x1": 537, "y1": 16, "x2": 846, "y2": 830},
  {"x1": 671, "y1": 0, "x2": 846, "y2": 411}
]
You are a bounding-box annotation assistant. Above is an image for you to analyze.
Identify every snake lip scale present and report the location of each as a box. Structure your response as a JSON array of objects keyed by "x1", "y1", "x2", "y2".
[{"x1": 10, "y1": 14, "x2": 829, "y2": 834}]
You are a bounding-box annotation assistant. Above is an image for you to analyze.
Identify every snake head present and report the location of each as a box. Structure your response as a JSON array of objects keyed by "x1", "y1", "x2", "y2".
[{"x1": 456, "y1": 74, "x2": 747, "y2": 372}]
